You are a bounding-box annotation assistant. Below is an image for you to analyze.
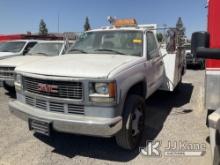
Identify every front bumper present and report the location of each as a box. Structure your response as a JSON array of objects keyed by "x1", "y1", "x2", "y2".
[
  {"x1": 9, "y1": 100, "x2": 122, "y2": 137},
  {"x1": 3, "y1": 79, "x2": 14, "y2": 87}
]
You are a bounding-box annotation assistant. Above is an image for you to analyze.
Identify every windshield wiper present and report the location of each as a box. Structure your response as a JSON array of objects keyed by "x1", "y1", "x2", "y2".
[
  {"x1": 94, "y1": 49, "x2": 125, "y2": 55},
  {"x1": 68, "y1": 48, "x2": 87, "y2": 54}
]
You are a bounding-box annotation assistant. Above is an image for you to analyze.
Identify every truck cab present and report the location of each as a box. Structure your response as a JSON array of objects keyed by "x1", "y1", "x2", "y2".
[
  {"x1": 0, "y1": 40, "x2": 38, "y2": 60},
  {"x1": 9, "y1": 19, "x2": 185, "y2": 150}
]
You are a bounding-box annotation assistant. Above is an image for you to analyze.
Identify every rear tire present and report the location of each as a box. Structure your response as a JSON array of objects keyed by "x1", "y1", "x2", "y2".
[{"x1": 115, "y1": 95, "x2": 145, "y2": 150}]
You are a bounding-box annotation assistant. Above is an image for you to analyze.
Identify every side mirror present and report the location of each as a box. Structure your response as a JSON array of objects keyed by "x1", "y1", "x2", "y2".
[
  {"x1": 191, "y1": 31, "x2": 220, "y2": 59},
  {"x1": 191, "y1": 31, "x2": 209, "y2": 56},
  {"x1": 196, "y1": 48, "x2": 220, "y2": 59}
]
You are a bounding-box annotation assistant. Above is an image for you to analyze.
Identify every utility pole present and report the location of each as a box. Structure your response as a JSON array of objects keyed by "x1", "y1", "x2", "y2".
[{"x1": 58, "y1": 13, "x2": 60, "y2": 33}]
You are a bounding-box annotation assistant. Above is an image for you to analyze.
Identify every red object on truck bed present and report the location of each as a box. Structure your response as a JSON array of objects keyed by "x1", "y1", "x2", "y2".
[
  {"x1": 0, "y1": 34, "x2": 63, "y2": 42},
  {"x1": 0, "y1": 34, "x2": 23, "y2": 41},
  {"x1": 206, "y1": 0, "x2": 220, "y2": 69}
]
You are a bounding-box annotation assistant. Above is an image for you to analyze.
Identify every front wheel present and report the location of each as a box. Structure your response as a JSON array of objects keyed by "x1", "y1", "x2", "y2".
[{"x1": 115, "y1": 95, "x2": 145, "y2": 150}]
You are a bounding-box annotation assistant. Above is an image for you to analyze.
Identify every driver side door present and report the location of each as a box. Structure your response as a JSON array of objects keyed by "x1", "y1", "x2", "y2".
[{"x1": 146, "y1": 32, "x2": 164, "y2": 94}]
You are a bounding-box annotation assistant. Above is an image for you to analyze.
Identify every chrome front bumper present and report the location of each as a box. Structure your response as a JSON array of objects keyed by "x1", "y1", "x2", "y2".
[
  {"x1": 9, "y1": 100, "x2": 122, "y2": 137},
  {"x1": 0, "y1": 78, "x2": 14, "y2": 88},
  {"x1": 4, "y1": 79, "x2": 14, "y2": 87}
]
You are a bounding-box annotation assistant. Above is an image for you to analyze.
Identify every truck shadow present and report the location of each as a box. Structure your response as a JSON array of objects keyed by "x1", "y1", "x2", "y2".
[
  {"x1": 144, "y1": 82, "x2": 194, "y2": 141},
  {"x1": 34, "y1": 82, "x2": 194, "y2": 162}
]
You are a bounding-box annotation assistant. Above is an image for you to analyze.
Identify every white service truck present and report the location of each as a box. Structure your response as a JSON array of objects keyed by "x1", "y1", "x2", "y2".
[{"x1": 9, "y1": 19, "x2": 185, "y2": 150}]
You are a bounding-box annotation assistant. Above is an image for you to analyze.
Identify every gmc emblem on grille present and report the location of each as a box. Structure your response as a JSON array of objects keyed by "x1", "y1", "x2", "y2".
[{"x1": 37, "y1": 83, "x2": 58, "y2": 93}]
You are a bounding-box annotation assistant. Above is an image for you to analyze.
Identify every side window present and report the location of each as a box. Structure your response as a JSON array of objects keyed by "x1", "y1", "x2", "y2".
[
  {"x1": 147, "y1": 32, "x2": 158, "y2": 60},
  {"x1": 23, "y1": 42, "x2": 37, "y2": 55}
]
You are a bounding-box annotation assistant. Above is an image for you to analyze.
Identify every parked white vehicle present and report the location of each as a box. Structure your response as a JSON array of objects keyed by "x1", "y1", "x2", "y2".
[
  {"x1": 0, "y1": 40, "x2": 73, "y2": 91},
  {"x1": 184, "y1": 43, "x2": 205, "y2": 68},
  {"x1": 0, "y1": 40, "x2": 38, "y2": 60},
  {"x1": 9, "y1": 19, "x2": 185, "y2": 150}
]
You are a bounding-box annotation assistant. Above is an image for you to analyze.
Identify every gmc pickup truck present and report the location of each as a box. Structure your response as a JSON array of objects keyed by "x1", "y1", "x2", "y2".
[
  {"x1": 0, "y1": 40, "x2": 73, "y2": 91},
  {"x1": 9, "y1": 19, "x2": 185, "y2": 150}
]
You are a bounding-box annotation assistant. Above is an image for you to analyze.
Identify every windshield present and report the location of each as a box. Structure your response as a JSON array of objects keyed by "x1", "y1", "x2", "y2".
[
  {"x1": 0, "y1": 41, "x2": 26, "y2": 53},
  {"x1": 67, "y1": 31, "x2": 143, "y2": 56},
  {"x1": 28, "y1": 42, "x2": 63, "y2": 56}
]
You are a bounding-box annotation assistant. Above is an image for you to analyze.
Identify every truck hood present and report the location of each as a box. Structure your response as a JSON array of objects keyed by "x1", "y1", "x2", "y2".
[
  {"x1": 16, "y1": 54, "x2": 140, "y2": 78},
  {"x1": 0, "y1": 55, "x2": 49, "y2": 67},
  {"x1": 0, "y1": 52, "x2": 19, "y2": 60}
]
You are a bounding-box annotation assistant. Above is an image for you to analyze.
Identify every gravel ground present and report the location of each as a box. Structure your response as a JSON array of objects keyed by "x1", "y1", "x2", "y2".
[{"x1": 0, "y1": 70, "x2": 212, "y2": 165}]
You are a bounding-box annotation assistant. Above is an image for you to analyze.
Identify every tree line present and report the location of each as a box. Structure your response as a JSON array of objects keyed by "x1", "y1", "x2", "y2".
[
  {"x1": 39, "y1": 17, "x2": 185, "y2": 40},
  {"x1": 39, "y1": 17, "x2": 91, "y2": 35}
]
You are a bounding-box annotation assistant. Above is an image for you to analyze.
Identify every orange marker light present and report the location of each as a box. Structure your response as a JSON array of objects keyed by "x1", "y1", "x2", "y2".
[
  {"x1": 108, "y1": 82, "x2": 117, "y2": 97},
  {"x1": 114, "y1": 18, "x2": 137, "y2": 28}
]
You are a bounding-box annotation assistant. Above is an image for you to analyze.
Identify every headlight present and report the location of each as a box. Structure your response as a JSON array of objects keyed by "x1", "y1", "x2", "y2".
[
  {"x1": 89, "y1": 82, "x2": 117, "y2": 104},
  {"x1": 14, "y1": 74, "x2": 22, "y2": 91},
  {"x1": 94, "y1": 83, "x2": 109, "y2": 94},
  {"x1": 15, "y1": 74, "x2": 22, "y2": 84}
]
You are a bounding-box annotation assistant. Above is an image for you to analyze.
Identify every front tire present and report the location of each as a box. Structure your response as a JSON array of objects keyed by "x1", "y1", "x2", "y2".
[{"x1": 115, "y1": 95, "x2": 145, "y2": 150}]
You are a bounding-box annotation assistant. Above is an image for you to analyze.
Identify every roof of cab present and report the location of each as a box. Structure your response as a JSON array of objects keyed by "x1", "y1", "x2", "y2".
[{"x1": 89, "y1": 27, "x2": 147, "y2": 32}]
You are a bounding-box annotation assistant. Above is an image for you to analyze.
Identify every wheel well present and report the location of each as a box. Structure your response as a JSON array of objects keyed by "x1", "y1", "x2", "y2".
[{"x1": 127, "y1": 81, "x2": 146, "y2": 98}]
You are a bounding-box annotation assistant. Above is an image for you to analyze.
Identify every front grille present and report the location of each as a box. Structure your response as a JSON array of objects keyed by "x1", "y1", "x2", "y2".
[
  {"x1": 23, "y1": 77, "x2": 83, "y2": 100},
  {"x1": 0, "y1": 67, "x2": 15, "y2": 80},
  {"x1": 25, "y1": 96, "x2": 84, "y2": 115},
  {"x1": 50, "y1": 102, "x2": 65, "y2": 113},
  {"x1": 68, "y1": 104, "x2": 85, "y2": 114},
  {"x1": 36, "y1": 99, "x2": 47, "y2": 110}
]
